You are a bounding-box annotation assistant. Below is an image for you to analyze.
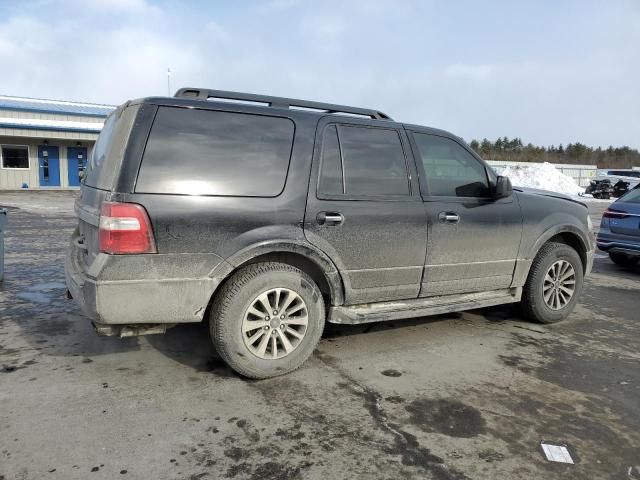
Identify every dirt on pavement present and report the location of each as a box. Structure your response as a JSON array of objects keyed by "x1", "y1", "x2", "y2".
[{"x1": 1, "y1": 191, "x2": 638, "y2": 480}]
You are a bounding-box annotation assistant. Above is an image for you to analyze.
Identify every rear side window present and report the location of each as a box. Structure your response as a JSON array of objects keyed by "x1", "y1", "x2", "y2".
[
  {"x1": 318, "y1": 124, "x2": 409, "y2": 197},
  {"x1": 413, "y1": 133, "x2": 489, "y2": 197},
  {"x1": 621, "y1": 186, "x2": 640, "y2": 203},
  {"x1": 136, "y1": 107, "x2": 295, "y2": 196},
  {"x1": 318, "y1": 125, "x2": 343, "y2": 195},
  {"x1": 85, "y1": 105, "x2": 138, "y2": 190}
]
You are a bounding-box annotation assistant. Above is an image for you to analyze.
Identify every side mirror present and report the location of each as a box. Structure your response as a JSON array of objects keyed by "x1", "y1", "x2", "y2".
[{"x1": 493, "y1": 175, "x2": 513, "y2": 199}]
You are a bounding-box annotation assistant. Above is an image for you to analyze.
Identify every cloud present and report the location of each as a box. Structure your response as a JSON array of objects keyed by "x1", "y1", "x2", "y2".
[{"x1": 0, "y1": 0, "x2": 638, "y2": 148}]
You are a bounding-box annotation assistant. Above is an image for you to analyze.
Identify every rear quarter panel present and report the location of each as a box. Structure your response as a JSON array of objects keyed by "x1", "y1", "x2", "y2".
[{"x1": 121, "y1": 109, "x2": 318, "y2": 263}]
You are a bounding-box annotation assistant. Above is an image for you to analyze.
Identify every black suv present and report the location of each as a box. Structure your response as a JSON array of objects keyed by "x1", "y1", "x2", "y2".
[{"x1": 66, "y1": 88, "x2": 594, "y2": 378}]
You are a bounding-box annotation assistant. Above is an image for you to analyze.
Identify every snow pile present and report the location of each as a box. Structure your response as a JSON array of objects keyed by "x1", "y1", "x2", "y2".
[{"x1": 498, "y1": 162, "x2": 583, "y2": 197}]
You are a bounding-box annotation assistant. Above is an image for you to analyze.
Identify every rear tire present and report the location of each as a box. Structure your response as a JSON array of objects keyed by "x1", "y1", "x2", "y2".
[
  {"x1": 609, "y1": 252, "x2": 638, "y2": 268},
  {"x1": 210, "y1": 262, "x2": 325, "y2": 379},
  {"x1": 521, "y1": 242, "x2": 584, "y2": 324}
]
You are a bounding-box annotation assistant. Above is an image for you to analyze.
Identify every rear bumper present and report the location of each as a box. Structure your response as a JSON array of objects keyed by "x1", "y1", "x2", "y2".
[
  {"x1": 65, "y1": 235, "x2": 226, "y2": 325},
  {"x1": 596, "y1": 231, "x2": 640, "y2": 257},
  {"x1": 596, "y1": 242, "x2": 640, "y2": 257}
]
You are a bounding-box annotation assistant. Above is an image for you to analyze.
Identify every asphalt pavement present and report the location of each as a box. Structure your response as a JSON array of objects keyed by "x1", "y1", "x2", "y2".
[{"x1": 1, "y1": 191, "x2": 638, "y2": 480}]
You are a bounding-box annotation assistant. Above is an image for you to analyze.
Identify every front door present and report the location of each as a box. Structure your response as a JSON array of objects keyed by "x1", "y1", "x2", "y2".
[
  {"x1": 408, "y1": 132, "x2": 523, "y2": 297},
  {"x1": 304, "y1": 118, "x2": 426, "y2": 305},
  {"x1": 38, "y1": 145, "x2": 60, "y2": 187},
  {"x1": 67, "y1": 147, "x2": 87, "y2": 187}
]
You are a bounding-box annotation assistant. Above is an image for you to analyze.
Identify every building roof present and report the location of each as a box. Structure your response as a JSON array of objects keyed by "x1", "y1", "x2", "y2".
[
  {"x1": 0, "y1": 117, "x2": 104, "y2": 134},
  {"x1": 0, "y1": 95, "x2": 115, "y2": 118}
]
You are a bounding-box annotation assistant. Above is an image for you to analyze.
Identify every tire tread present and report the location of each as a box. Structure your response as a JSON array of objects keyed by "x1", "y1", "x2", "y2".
[
  {"x1": 521, "y1": 242, "x2": 583, "y2": 324},
  {"x1": 210, "y1": 262, "x2": 324, "y2": 379}
]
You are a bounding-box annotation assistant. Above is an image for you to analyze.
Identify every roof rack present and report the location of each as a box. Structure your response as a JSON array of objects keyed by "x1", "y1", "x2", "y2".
[{"x1": 174, "y1": 88, "x2": 393, "y2": 121}]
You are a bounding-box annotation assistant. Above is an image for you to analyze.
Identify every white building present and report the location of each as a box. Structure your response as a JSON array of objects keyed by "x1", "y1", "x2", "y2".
[{"x1": 0, "y1": 95, "x2": 115, "y2": 190}]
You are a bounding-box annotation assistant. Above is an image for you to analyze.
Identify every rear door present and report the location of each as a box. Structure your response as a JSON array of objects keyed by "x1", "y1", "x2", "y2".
[
  {"x1": 304, "y1": 117, "x2": 426, "y2": 305},
  {"x1": 408, "y1": 131, "x2": 523, "y2": 297}
]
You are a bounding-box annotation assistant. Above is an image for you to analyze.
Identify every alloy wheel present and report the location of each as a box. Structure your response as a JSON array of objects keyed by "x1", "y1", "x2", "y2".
[
  {"x1": 543, "y1": 260, "x2": 576, "y2": 310},
  {"x1": 242, "y1": 288, "x2": 309, "y2": 359}
]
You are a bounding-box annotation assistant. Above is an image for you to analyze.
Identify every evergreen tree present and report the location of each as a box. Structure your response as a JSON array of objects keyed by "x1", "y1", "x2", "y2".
[{"x1": 466, "y1": 138, "x2": 639, "y2": 168}]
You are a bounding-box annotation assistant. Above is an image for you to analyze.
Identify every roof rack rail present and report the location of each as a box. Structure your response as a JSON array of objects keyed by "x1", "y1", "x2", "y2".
[{"x1": 174, "y1": 88, "x2": 393, "y2": 121}]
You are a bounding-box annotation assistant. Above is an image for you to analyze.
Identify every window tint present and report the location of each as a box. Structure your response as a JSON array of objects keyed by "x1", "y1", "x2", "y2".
[
  {"x1": 413, "y1": 134, "x2": 489, "y2": 197},
  {"x1": 621, "y1": 186, "x2": 640, "y2": 203},
  {"x1": 85, "y1": 105, "x2": 138, "y2": 190},
  {"x1": 136, "y1": 107, "x2": 295, "y2": 196},
  {"x1": 318, "y1": 125, "x2": 343, "y2": 195},
  {"x1": 338, "y1": 126, "x2": 409, "y2": 196},
  {"x1": 1, "y1": 145, "x2": 29, "y2": 169}
]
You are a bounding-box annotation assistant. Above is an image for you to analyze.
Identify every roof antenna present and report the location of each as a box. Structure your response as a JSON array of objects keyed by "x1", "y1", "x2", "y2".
[{"x1": 167, "y1": 68, "x2": 171, "y2": 96}]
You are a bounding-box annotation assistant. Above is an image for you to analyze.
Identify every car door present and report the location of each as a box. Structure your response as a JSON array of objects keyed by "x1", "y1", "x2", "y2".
[
  {"x1": 408, "y1": 131, "x2": 523, "y2": 297},
  {"x1": 304, "y1": 117, "x2": 426, "y2": 305}
]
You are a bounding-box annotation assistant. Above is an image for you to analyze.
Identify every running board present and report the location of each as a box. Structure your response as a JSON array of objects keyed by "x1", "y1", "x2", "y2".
[{"x1": 328, "y1": 288, "x2": 522, "y2": 325}]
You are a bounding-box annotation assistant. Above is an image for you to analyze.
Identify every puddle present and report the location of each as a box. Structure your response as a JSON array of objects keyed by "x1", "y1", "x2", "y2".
[{"x1": 15, "y1": 282, "x2": 67, "y2": 304}]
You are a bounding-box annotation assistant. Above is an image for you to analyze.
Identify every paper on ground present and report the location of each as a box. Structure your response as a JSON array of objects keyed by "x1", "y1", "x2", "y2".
[{"x1": 541, "y1": 442, "x2": 574, "y2": 464}]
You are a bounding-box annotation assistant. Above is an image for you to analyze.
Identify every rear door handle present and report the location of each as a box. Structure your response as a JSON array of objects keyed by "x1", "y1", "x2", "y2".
[
  {"x1": 438, "y1": 212, "x2": 460, "y2": 224},
  {"x1": 317, "y1": 211, "x2": 344, "y2": 226}
]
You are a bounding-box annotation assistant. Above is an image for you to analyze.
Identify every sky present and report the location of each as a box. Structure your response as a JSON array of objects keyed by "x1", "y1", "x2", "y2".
[{"x1": 0, "y1": 0, "x2": 638, "y2": 149}]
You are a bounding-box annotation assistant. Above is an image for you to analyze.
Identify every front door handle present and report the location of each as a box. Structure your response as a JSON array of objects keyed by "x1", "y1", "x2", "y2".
[
  {"x1": 438, "y1": 212, "x2": 460, "y2": 224},
  {"x1": 317, "y1": 211, "x2": 344, "y2": 226}
]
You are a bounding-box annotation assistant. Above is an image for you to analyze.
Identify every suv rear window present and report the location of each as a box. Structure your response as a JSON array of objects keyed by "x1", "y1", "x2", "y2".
[
  {"x1": 85, "y1": 105, "x2": 138, "y2": 190},
  {"x1": 136, "y1": 107, "x2": 295, "y2": 196}
]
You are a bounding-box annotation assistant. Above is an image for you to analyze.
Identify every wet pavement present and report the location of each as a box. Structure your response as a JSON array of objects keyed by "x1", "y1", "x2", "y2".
[{"x1": 0, "y1": 191, "x2": 638, "y2": 480}]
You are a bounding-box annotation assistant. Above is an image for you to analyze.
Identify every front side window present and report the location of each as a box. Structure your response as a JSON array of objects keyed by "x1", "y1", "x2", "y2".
[
  {"x1": 318, "y1": 124, "x2": 410, "y2": 197},
  {"x1": 413, "y1": 133, "x2": 489, "y2": 197},
  {"x1": 1, "y1": 145, "x2": 29, "y2": 169},
  {"x1": 136, "y1": 107, "x2": 295, "y2": 196}
]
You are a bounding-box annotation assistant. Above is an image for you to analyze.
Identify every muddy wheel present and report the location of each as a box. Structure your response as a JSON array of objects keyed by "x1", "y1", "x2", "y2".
[
  {"x1": 210, "y1": 262, "x2": 325, "y2": 379},
  {"x1": 521, "y1": 242, "x2": 584, "y2": 324}
]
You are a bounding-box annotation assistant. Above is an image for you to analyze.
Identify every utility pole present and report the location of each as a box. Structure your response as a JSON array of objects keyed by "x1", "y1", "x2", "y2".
[{"x1": 167, "y1": 68, "x2": 171, "y2": 96}]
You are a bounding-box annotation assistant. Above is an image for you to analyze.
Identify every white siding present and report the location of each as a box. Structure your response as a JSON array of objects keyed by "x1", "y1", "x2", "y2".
[{"x1": 0, "y1": 136, "x2": 95, "y2": 190}]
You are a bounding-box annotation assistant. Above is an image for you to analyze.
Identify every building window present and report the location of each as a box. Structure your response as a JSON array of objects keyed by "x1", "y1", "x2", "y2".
[{"x1": 1, "y1": 145, "x2": 30, "y2": 169}]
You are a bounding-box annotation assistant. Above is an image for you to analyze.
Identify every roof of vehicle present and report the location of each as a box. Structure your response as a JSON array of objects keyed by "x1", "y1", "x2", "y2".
[
  {"x1": 400, "y1": 122, "x2": 460, "y2": 139},
  {"x1": 128, "y1": 88, "x2": 459, "y2": 140}
]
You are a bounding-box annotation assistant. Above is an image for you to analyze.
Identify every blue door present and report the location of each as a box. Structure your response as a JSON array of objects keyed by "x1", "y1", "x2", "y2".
[
  {"x1": 67, "y1": 147, "x2": 87, "y2": 187},
  {"x1": 38, "y1": 146, "x2": 60, "y2": 187}
]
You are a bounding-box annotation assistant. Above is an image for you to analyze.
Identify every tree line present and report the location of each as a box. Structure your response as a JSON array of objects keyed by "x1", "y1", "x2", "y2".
[{"x1": 468, "y1": 137, "x2": 640, "y2": 169}]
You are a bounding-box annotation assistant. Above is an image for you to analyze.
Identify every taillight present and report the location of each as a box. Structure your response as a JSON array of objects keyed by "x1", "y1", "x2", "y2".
[
  {"x1": 602, "y1": 208, "x2": 629, "y2": 219},
  {"x1": 99, "y1": 202, "x2": 157, "y2": 254}
]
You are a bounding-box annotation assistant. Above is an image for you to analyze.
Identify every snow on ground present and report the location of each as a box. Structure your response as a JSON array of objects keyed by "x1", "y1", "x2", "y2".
[{"x1": 495, "y1": 162, "x2": 585, "y2": 197}]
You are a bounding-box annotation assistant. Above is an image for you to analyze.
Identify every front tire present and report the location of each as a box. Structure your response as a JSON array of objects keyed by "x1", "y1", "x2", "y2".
[
  {"x1": 210, "y1": 262, "x2": 325, "y2": 379},
  {"x1": 521, "y1": 242, "x2": 584, "y2": 324}
]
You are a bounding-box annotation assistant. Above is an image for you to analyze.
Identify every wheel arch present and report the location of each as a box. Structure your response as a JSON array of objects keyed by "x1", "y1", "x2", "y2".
[
  {"x1": 206, "y1": 241, "x2": 345, "y2": 319},
  {"x1": 528, "y1": 226, "x2": 590, "y2": 274}
]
